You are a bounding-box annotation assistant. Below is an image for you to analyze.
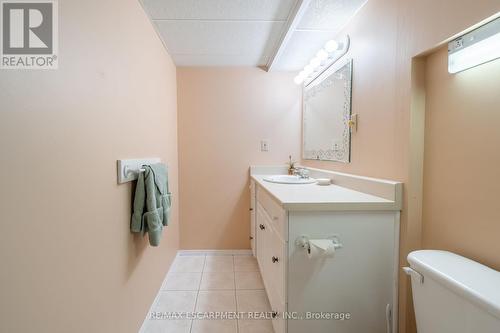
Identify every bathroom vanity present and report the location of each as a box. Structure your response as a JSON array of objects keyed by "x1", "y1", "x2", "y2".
[{"x1": 249, "y1": 166, "x2": 402, "y2": 333}]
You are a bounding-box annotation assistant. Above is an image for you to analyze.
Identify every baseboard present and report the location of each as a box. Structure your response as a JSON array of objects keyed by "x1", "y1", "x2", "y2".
[{"x1": 177, "y1": 249, "x2": 253, "y2": 256}]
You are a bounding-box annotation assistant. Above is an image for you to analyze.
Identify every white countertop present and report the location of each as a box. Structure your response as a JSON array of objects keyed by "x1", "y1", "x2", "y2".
[{"x1": 251, "y1": 174, "x2": 399, "y2": 211}]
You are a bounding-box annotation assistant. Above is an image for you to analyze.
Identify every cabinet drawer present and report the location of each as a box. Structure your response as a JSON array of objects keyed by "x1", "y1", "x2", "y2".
[{"x1": 257, "y1": 187, "x2": 287, "y2": 240}]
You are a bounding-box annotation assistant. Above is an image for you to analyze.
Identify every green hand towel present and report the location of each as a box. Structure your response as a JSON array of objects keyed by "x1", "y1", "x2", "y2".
[
  {"x1": 130, "y1": 171, "x2": 146, "y2": 233},
  {"x1": 130, "y1": 163, "x2": 172, "y2": 246},
  {"x1": 149, "y1": 163, "x2": 172, "y2": 227}
]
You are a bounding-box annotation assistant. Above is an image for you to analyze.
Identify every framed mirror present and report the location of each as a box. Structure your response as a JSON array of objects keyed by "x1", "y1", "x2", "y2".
[{"x1": 303, "y1": 59, "x2": 353, "y2": 162}]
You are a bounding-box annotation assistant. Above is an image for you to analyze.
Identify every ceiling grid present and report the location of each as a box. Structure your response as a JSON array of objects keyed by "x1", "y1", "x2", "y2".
[{"x1": 140, "y1": 0, "x2": 368, "y2": 70}]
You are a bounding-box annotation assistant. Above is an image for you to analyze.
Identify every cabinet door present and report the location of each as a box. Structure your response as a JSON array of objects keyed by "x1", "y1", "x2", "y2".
[
  {"x1": 255, "y1": 202, "x2": 269, "y2": 281},
  {"x1": 287, "y1": 211, "x2": 399, "y2": 333},
  {"x1": 268, "y1": 229, "x2": 286, "y2": 305},
  {"x1": 268, "y1": 229, "x2": 287, "y2": 333},
  {"x1": 256, "y1": 202, "x2": 280, "y2": 301},
  {"x1": 250, "y1": 181, "x2": 256, "y2": 256}
]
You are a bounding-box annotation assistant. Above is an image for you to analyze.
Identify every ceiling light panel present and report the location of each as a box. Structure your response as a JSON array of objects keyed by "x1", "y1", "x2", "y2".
[
  {"x1": 297, "y1": 0, "x2": 367, "y2": 31},
  {"x1": 269, "y1": 0, "x2": 368, "y2": 71}
]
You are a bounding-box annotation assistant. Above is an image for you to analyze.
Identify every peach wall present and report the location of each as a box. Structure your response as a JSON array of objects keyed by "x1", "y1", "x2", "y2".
[
  {"x1": 177, "y1": 68, "x2": 302, "y2": 249},
  {"x1": 422, "y1": 47, "x2": 500, "y2": 268},
  {"x1": 0, "y1": 1, "x2": 179, "y2": 332},
  {"x1": 299, "y1": 1, "x2": 500, "y2": 332}
]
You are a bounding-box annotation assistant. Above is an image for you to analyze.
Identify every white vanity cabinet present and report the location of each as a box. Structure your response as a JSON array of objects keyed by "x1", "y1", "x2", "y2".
[
  {"x1": 249, "y1": 167, "x2": 402, "y2": 333},
  {"x1": 286, "y1": 210, "x2": 399, "y2": 333},
  {"x1": 250, "y1": 181, "x2": 256, "y2": 256},
  {"x1": 255, "y1": 188, "x2": 287, "y2": 333}
]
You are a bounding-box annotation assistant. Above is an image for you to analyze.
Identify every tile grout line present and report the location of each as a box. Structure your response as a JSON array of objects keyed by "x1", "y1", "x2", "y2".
[
  {"x1": 151, "y1": 253, "x2": 264, "y2": 333},
  {"x1": 189, "y1": 254, "x2": 206, "y2": 333},
  {"x1": 168, "y1": 253, "x2": 262, "y2": 333},
  {"x1": 233, "y1": 255, "x2": 240, "y2": 333}
]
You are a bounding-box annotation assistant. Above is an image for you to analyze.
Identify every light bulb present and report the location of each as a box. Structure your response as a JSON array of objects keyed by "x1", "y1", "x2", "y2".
[
  {"x1": 294, "y1": 75, "x2": 305, "y2": 85},
  {"x1": 303, "y1": 65, "x2": 313, "y2": 75},
  {"x1": 293, "y1": 70, "x2": 307, "y2": 84},
  {"x1": 325, "y1": 40, "x2": 339, "y2": 53},
  {"x1": 310, "y1": 57, "x2": 321, "y2": 69},
  {"x1": 316, "y1": 49, "x2": 328, "y2": 61}
]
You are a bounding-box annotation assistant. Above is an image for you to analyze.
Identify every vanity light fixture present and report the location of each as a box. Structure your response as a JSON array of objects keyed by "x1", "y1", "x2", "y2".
[
  {"x1": 448, "y1": 16, "x2": 500, "y2": 74},
  {"x1": 294, "y1": 35, "x2": 350, "y2": 85}
]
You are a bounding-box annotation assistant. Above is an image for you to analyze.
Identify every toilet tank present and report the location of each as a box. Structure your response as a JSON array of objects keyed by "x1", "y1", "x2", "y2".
[{"x1": 406, "y1": 250, "x2": 500, "y2": 333}]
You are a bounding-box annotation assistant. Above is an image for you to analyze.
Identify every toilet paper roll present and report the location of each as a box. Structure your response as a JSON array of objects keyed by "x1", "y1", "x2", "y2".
[{"x1": 307, "y1": 239, "x2": 336, "y2": 259}]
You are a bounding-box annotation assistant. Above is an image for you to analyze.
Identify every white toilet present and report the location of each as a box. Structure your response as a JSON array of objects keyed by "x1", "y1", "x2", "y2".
[{"x1": 405, "y1": 250, "x2": 500, "y2": 332}]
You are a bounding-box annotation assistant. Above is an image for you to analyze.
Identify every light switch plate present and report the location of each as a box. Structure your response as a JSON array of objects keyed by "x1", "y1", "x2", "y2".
[{"x1": 260, "y1": 140, "x2": 269, "y2": 152}]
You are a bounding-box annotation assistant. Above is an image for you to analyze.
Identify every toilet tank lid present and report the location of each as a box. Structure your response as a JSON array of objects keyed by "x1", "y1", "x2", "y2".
[{"x1": 408, "y1": 250, "x2": 500, "y2": 319}]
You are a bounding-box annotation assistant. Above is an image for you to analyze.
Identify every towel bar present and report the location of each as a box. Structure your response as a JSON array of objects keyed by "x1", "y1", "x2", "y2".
[
  {"x1": 117, "y1": 158, "x2": 160, "y2": 184},
  {"x1": 126, "y1": 166, "x2": 146, "y2": 174},
  {"x1": 124, "y1": 165, "x2": 145, "y2": 176}
]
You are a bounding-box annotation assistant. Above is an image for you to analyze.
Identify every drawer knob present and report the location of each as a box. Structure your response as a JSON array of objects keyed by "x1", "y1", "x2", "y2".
[
  {"x1": 272, "y1": 256, "x2": 279, "y2": 263},
  {"x1": 259, "y1": 224, "x2": 265, "y2": 230},
  {"x1": 249, "y1": 236, "x2": 254, "y2": 240},
  {"x1": 271, "y1": 311, "x2": 278, "y2": 318},
  {"x1": 249, "y1": 208, "x2": 254, "y2": 211}
]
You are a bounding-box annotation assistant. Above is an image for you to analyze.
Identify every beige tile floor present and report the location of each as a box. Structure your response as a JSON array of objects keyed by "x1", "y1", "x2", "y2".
[{"x1": 140, "y1": 254, "x2": 275, "y2": 333}]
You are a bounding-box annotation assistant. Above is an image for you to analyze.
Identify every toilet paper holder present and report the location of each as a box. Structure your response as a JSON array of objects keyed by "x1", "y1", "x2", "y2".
[{"x1": 295, "y1": 235, "x2": 343, "y2": 254}]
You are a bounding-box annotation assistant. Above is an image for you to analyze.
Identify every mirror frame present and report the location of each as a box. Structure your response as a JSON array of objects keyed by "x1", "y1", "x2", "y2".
[{"x1": 302, "y1": 58, "x2": 353, "y2": 163}]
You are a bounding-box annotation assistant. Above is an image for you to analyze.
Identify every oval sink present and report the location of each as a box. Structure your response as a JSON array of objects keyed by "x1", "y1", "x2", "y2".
[{"x1": 263, "y1": 175, "x2": 316, "y2": 184}]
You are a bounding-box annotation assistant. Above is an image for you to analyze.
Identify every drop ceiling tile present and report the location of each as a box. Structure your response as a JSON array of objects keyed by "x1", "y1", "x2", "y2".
[
  {"x1": 297, "y1": 0, "x2": 367, "y2": 31},
  {"x1": 142, "y1": 0, "x2": 298, "y2": 20},
  {"x1": 155, "y1": 20, "x2": 284, "y2": 57},
  {"x1": 173, "y1": 54, "x2": 268, "y2": 67},
  {"x1": 139, "y1": 0, "x2": 367, "y2": 68},
  {"x1": 272, "y1": 30, "x2": 337, "y2": 71}
]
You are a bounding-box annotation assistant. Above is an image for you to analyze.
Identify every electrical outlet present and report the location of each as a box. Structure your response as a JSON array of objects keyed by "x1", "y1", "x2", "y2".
[{"x1": 260, "y1": 140, "x2": 269, "y2": 152}]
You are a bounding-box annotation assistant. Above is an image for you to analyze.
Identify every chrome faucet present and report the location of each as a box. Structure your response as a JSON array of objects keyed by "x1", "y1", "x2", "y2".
[{"x1": 293, "y1": 167, "x2": 310, "y2": 179}]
